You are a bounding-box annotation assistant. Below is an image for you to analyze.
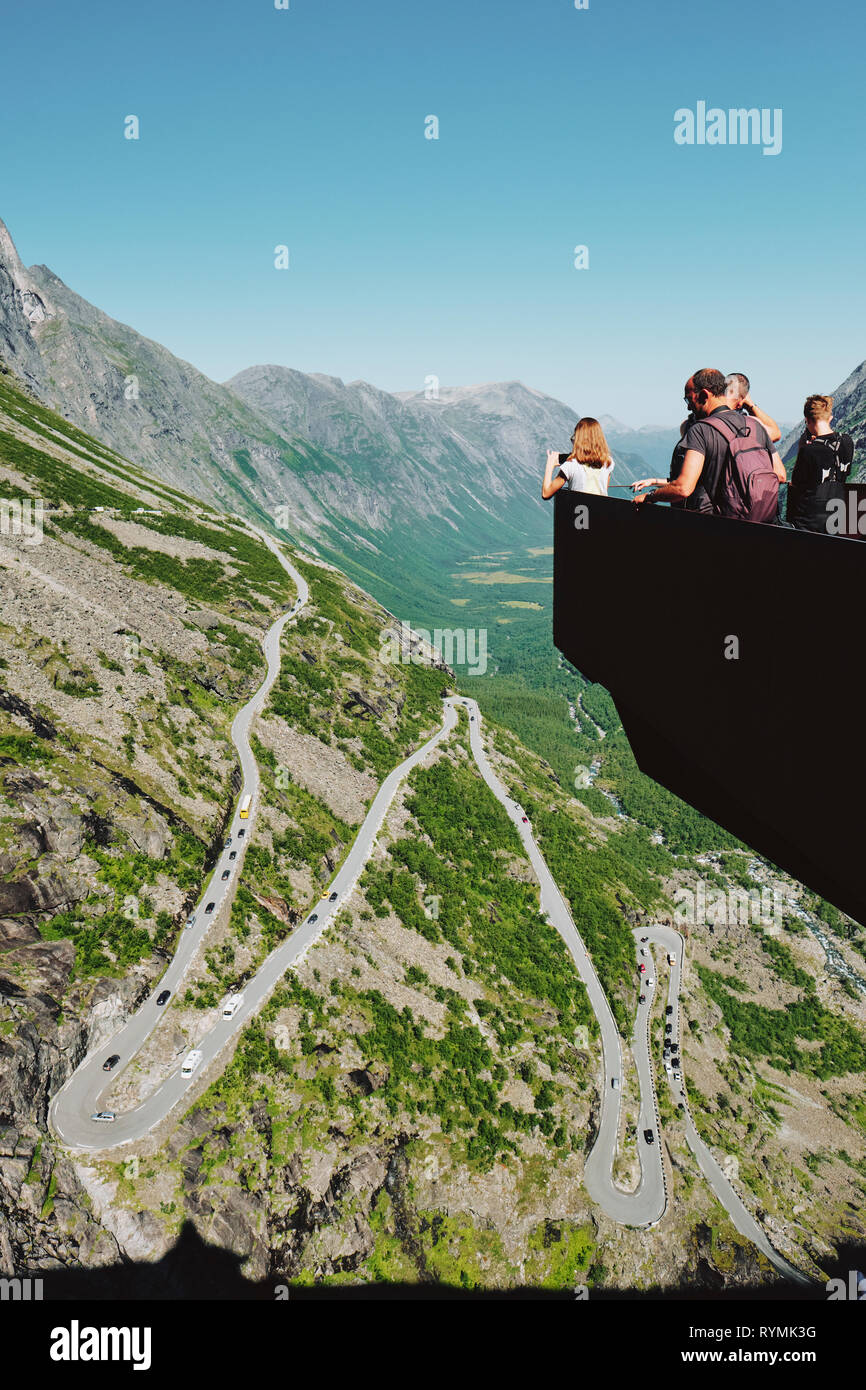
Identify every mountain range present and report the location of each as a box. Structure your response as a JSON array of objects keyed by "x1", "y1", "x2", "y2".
[
  {"x1": 0, "y1": 215, "x2": 654, "y2": 621},
  {"x1": 1, "y1": 215, "x2": 866, "y2": 1294}
]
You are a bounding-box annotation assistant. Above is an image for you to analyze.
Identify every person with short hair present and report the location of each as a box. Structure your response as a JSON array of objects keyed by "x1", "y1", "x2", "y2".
[
  {"x1": 542, "y1": 417, "x2": 614, "y2": 499},
  {"x1": 786, "y1": 394, "x2": 854, "y2": 534},
  {"x1": 724, "y1": 372, "x2": 782, "y2": 444},
  {"x1": 632, "y1": 368, "x2": 785, "y2": 516}
]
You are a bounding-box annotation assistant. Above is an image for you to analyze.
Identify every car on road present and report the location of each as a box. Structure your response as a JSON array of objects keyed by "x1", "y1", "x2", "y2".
[
  {"x1": 229, "y1": 851, "x2": 237, "y2": 861},
  {"x1": 221, "y1": 869, "x2": 230, "y2": 881},
  {"x1": 665, "y1": 1023, "x2": 672, "y2": 1033},
  {"x1": 91, "y1": 1111, "x2": 116, "y2": 1123},
  {"x1": 156, "y1": 990, "x2": 171, "y2": 1006},
  {"x1": 181, "y1": 1049, "x2": 203, "y2": 1077},
  {"x1": 205, "y1": 901, "x2": 215, "y2": 914},
  {"x1": 639, "y1": 963, "x2": 646, "y2": 973},
  {"x1": 329, "y1": 892, "x2": 338, "y2": 902},
  {"x1": 671, "y1": 1056, "x2": 680, "y2": 1067},
  {"x1": 521, "y1": 816, "x2": 529, "y2": 823},
  {"x1": 646, "y1": 977, "x2": 654, "y2": 987},
  {"x1": 309, "y1": 913, "x2": 318, "y2": 924},
  {"x1": 644, "y1": 1129, "x2": 655, "y2": 1144},
  {"x1": 221, "y1": 993, "x2": 244, "y2": 1019},
  {"x1": 225, "y1": 836, "x2": 232, "y2": 847},
  {"x1": 186, "y1": 913, "x2": 196, "y2": 929},
  {"x1": 102, "y1": 1054, "x2": 120, "y2": 1072},
  {"x1": 611, "y1": 1077, "x2": 620, "y2": 1089},
  {"x1": 640, "y1": 936, "x2": 648, "y2": 942},
  {"x1": 640, "y1": 947, "x2": 646, "y2": 956},
  {"x1": 639, "y1": 994, "x2": 646, "y2": 1003},
  {"x1": 666, "y1": 1005, "x2": 673, "y2": 1015},
  {"x1": 238, "y1": 828, "x2": 246, "y2": 838},
  {"x1": 673, "y1": 1070, "x2": 682, "y2": 1081}
]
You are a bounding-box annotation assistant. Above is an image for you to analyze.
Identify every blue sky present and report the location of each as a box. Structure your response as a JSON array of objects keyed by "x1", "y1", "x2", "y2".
[{"x1": 1, "y1": 0, "x2": 864, "y2": 426}]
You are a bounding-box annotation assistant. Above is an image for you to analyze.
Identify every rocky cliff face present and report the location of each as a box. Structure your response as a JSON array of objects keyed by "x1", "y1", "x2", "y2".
[{"x1": 0, "y1": 219, "x2": 57, "y2": 394}]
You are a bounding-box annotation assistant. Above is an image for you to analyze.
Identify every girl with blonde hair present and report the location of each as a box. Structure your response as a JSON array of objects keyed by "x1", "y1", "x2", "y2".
[{"x1": 542, "y1": 417, "x2": 614, "y2": 499}]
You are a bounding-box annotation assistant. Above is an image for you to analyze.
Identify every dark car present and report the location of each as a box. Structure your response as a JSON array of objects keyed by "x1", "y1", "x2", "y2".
[
  {"x1": 229, "y1": 851, "x2": 237, "y2": 861},
  {"x1": 671, "y1": 1057, "x2": 680, "y2": 1068},
  {"x1": 237, "y1": 828, "x2": 246, "y2": 839},
  {"x1": 221, "y1": 869, "x2": 230, "y2": 880},
  {"x1": 225, "y1": 835, "x2": 232, "y2": 847},
  {"x1": 103, "y1": 1054, "x2": 120, "y2": 1072},
  {"x1": 309, "y1": 913, "x2": 318, "y2": 924},
  {"x1": 665, "y1": 1023, "x2": 672, "y2": 1033},
  {"x1": 205, "y1": 901, "x2": 216, "y2": 914},
  {"x1": 639, "y1": 994, "x2": 646, "y2": 1004},
  {"x1": 644, "y1": 1129, "x2": 654, "y2": 1144},
  {"x1": 156, "y1": 990, "x2": 171, "y2": 1006},
  {"x1": 329, "y1": 892, "x2": 338, "y2": 902},
  {"x1": 666, "y1": 1005, "x2": 673, "y2": 1015},
  {"x1": 640, "y1": 936, "x2": 648, "y2": 943}
]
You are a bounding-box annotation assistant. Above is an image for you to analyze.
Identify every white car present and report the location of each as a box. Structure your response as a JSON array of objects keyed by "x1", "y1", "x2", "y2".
[
  {"x1": 646, "y1": 977, "x2": 654, "y2": 988},
  {"x1": 673, "y1": 1070, "x2": 682, "y2": 1081},
  {"x1": 611, "y1": 1077, "x2": 620, "y2": 1090},
  {"x1": 90, "y1": 1111, "x2": 116, "y2": 1123}
]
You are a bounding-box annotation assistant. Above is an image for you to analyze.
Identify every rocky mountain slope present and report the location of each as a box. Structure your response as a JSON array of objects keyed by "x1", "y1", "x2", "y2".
[{"x1": 1, "y1": 370, "x2": 865, "y2": 1292}]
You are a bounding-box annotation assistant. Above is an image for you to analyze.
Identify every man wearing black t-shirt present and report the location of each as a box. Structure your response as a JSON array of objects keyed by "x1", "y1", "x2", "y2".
[
  {"x1": 786, "y1": 393, "x2": 854, "y2": 534},
  {"x1": 633, "y1": 368, "x2": 785, "y2": 513}
]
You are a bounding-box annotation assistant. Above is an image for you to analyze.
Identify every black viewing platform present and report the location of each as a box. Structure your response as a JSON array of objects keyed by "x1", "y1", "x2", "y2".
[{"x1": 553, "y1": 490, "x2": 865, "y2": 926}]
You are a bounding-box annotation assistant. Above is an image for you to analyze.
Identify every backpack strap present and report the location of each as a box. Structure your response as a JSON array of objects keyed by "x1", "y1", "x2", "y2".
[
  {"x1": 703, "y1": 414, "x2": 753, "y2": 446},
  {"x1": 823, "y1": 434, "x2": 847, "y2": 483}
]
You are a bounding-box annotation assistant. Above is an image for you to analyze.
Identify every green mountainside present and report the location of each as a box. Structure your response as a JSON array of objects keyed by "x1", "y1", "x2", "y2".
[{"x1": 1, "y1": 371, "x2": 865, "y2": 1289}]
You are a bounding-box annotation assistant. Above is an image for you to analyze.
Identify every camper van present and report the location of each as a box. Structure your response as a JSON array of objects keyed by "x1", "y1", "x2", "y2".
[{"x1": 181, "y1": 1049, "x2": 203, "y2": 1077}]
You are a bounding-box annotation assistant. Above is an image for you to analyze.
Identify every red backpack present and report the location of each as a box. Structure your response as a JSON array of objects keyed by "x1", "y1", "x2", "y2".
[{"x1": 705, "y1": 414, "x2": 779, "y2": 524}]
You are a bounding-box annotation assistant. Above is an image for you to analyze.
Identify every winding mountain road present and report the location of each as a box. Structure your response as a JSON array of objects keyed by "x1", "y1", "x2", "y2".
[{"x1": 47, "y1": 539, "x2": 811, "y2": 1282}]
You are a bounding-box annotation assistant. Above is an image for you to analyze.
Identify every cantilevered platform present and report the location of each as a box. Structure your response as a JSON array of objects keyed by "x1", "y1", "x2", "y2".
[{"x1": 553, "y1": 490, "x2": 864, "y2": 925}]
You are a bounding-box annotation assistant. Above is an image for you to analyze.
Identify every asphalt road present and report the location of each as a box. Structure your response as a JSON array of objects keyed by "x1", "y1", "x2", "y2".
[
  {"x1": 457, "y1": 697, "x2": 665, "y2": 1227},
  {"x1": 46, "y1": 563, "x2": 813, "y2": 1280},
  {"x1": 641, "y1": 925, "x2": 811, "y2": 1284},
  {"x1": 49, "y1": 529, "x2": 311, "y2": 1148},
  {"x1": 50, "y1": 541, "x2": 460, "y2": 1148}
]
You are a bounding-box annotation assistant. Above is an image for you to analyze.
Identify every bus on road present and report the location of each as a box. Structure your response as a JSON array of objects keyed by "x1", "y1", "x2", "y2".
[{"x1": 239, "y1": 794, "x2": 252, "y2": 819}]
